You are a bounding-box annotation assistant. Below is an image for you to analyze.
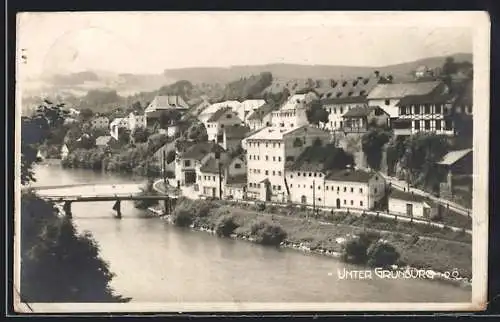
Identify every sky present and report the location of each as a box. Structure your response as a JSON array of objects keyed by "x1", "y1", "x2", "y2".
[{"x1": 16, "y1": 12, "x2": 475, "y2": 79}]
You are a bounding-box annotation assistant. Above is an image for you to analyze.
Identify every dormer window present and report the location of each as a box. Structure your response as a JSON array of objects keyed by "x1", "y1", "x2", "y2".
[
  {"x1": 353, "y1": 80, "x2": 358, "y2": 86},
  {"x1": 348, "y1": 91, "x2": 353, "y2": 96},
  {"x1": 342, "y1": 81, "x2": 347, "y2": 87},
  {"x1": 359, "y1": 90, "x2": 366, "y2": 96},
  {"x1": 336, "y1": 92, "x2": 342, "y2": 98}
]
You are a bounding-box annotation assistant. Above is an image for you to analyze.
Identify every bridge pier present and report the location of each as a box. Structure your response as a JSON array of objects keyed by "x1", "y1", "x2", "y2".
[
  {"x1": 112, "y1": 200, "x2": 122, "y2": 219},
  {"x1": 63, "y1": 201, "x2": 72, "y2": 218}
]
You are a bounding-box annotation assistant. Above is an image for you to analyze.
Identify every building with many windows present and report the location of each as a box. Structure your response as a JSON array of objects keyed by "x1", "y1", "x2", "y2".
[
  {"x1": 243, "y1": 124, "x2": 331, "y2": 202},
  {"x1": 367, "y1": 81, "x2": 447, "y2": 120}
]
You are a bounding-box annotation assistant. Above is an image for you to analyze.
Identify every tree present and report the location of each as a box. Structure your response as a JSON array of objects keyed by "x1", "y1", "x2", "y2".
[
  {"x1": 131, "y1": 127, "x2": 151, "y2": 143},
  {"x1": 323, "y1": 146, "x2": 355, "y2": 171},
  {"x1": 361, "y1": 128, "x2": 392, "y2": 170},
  {"x1": 187, "y1": 123, "x2": 208, "y2": 143},
  {"x1": 80, "y1": 108, "x2": 94, "y2": 121},
  {"x1": 442, "y1": 56, "x2": 458, "y2": 76},
  {"x1": 20, "y1": 101, "x2": 125, "y2": 302},
  {"x1": 306, "y1": 100, "x2": 329, "y2": 126},
  {"x1": 117, "y1": 128, "x2": 131, "y2": 146}
]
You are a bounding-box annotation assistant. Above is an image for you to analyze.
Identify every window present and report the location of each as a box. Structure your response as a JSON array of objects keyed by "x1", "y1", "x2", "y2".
[
  {"x1": 337, "y1": 187, "x2": 340, "y2": 192},
  {"x1": 344, "y1": 200, "x2": 346, "y2": 204},
  {"x1": 360, "y1": 201, "x2": 363, "y2": 207},
  {"x1": 273, "y1": 156, "x2": 276, "y2": 161},
  {"x1": 333, "y1": 108, "x2": 337, "y2": 114},
  {"x1": 290, "y1": 184, "x2": 293, "y2": 188},
  {"x1": 278, "y1": 185, "x2": 281, "y2": 191},
  {"x1": 414, "y1": 106, "x2": 420, "y2": 114},
  {"x1": 318, "y1": 186, "x2": 321, "y2": 190},
  {"x1": 374, "y1": 188, "x2": 378, "y2": 193},
  {"x1": 359, "y1": 188, "x2": 363, "y2": 193},
  {"x1": 273, "y1": 143, "x2": 276, "y2": 148},
  {"x1": 266, "y1": 143, "x2": 268, "y2": 148},
  {"x1": 278, "y1": 171, "x2": 282, "y2": 176},
  {"x1": 414, "y1": 120, "x2": 420, "y2": 130},
  {"x1": 258, "y1": 184, "x2": 261, "y2": 188},
  {"x1": 272, "y1": 185, "x2": 276, "y2": 190},
  {"x1": 340, "y1": 107, "x2": 344, "y2": 114},
  {"x1": 278, "y1": 157, "x2": 281, "y2": 162},
  {"x1": 310, "y1": 185, "x2": 313, "y2": 189},
  {"x1": 385, "y1": 99, "x2": 390, "y2": 106},
  {"x1": 212, "y1": 176, "x2": 216, "y2": 181},
  {"x1": 297, "y1": 173, "x2": 301, "y2": 176},
  {"x1": 318, "y1": 198, "x2": 322, "y2": 202},
  {"x1": 436, "y1": 120, "x2": 442, "y2": 130},
  {"x1": 343, "y1": 187, "x2": 347, "y2": 192},
  {"x1": 400, "y1": 107, "x2": 406, "y2": 115},
  {"x1": 350, "y1": 187, "x2": 354, "y2": 193},
  {"x1": 314, "y1": 173, "x2": 317, "y2": 177},
  {"x1": 326, "y1": 186, "x2": 329, "y2": 191},
  {"x1": 290, "y1": 174, "x2": 293, "y2": 178},
  {"x1": 424, "y1": 120, "x2": 430, "y2": 130},
  {"x1": 184, "y1": 160, "x2": 191, "y2": 167},
  {"x1": 309, "y1": 173, "x2": 312, "y2": 177},
  {"x1": 445, "y1": 120, "x2": 452, "y2": 130},
  {"x1": 265, "y1": 156, "x2": 269, "y2": 161},
  {"x1": 424, "y1": 105, "x2": 431, "y2": 114},
  {"x1": 234, "y1": 163, "x2": 242, "y2": 169},
  {"x1": 272, "y1": 171, "x2": 275, "y2": 176},
  {"x1": 350, "y1": 200, "x2": 354, "y2": 205}
]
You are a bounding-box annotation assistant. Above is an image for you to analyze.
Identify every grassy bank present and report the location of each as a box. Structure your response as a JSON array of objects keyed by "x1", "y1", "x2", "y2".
[{"x1": 164, "y1": 198, "x2": 472, "y2": 279}]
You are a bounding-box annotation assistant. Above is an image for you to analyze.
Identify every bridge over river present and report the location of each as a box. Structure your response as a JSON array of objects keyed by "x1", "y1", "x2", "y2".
[{"x1": 31, "y1": 182, "x2": 179, "y2": 218}]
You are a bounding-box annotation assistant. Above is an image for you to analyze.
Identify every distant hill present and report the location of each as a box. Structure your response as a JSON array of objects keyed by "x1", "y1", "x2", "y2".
[{"x1": 163, "y1": 53, "x2": 473, "y2": 84}]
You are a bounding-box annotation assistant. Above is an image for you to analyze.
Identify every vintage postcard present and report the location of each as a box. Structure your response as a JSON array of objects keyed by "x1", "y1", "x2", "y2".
[{"x1": 14, "y1": 11, "x2": 490, "y2": 313}]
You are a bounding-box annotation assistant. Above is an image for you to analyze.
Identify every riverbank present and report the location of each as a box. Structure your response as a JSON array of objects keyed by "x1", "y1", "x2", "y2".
[{"x1": 147, "y1": 198, "x2": 472, "y2": 287}]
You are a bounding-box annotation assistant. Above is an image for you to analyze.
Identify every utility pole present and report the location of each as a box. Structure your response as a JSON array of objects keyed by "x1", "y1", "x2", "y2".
[
  {"x1": 162, "y1": 150, "x2": 167, "y2": 186},
  {"x1": 218, "y1": 160, "x2": 223, "y2": 200},
  {"x1": 312, "y1": 179, "x2": 316, "y2": 214}
]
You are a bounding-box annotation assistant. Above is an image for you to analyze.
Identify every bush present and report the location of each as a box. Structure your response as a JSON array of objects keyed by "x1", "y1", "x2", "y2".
[
  {"x1": 215, "y1": 215, "x2": 239, "y2": 237},
  {"x1": 133, "y1": 180, "x2": 159, "y2": 209},
  {"x1": 367, "y1": 241, "x2": 401, "y2": 268},
  {"x1": 250, "y1": 220, "x2": 287, "y2": 246},
  {"x1": 256, "y1": 202, "x2": 266, "y2": 212},
  {"x1": 172, "y1": 209, "x2": 194, "y2": 227}
]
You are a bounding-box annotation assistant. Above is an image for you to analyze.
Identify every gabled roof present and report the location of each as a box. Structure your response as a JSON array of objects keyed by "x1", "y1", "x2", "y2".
[
  {"x1": 145, "y1": 95, "x2": 189, "y2": 112},
  {"x1": 280, "y1": 94, "x2": 308, "y2": 110},
  {"x1": 320, "y1": 95, "x2": 368, "y2": 105},
  {"x1": 199, "y1": 100, "x2": 241, "y2": 116},
  {"x1": 285, "y1": 143, "x2": 343, "y2": 172},
  {"x1": 437, "y1": 149, "x2": 472, "y2": 166},
  {"x1": 224, "y1": 125, "x2": 251, "y2": 139},
  {"x1": 367, "y1": 81, "x2": 443, "y2": 100},
  {"x1": 180, "y1": 142, "x2": 225, "y2": 161},
  {"x1": 389, "y1": 188, "x2": 428, "y2": 203},
  {"x1": 199, "y1": 156, "x2": 221, "y2": 174},
  {"x1": 247, "y1": 103, "x2": 278, "y2": 121},
  {"x1": 342, "y1": 106, "x2": 379, "y2": 118},
  {"x1": 325, "y1": 169, "x2": 376, "y2": 183},
  {"x1": 316, "y1": 76, "x2": 380, "y2": 100},
  {"x1": 95, "y1": 135, "x2": 112, "y2": 146},
  {"x1": 207, "y1": 107, "x2": 239, "y2": 123},
  {"x1": 396, "y1": 92, "x2": 456, "y2": 107}
]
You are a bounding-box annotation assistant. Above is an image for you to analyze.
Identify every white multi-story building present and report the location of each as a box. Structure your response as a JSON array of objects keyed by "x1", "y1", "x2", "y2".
[
  {"x1": 321, "y1": 96, "x2": 368, "y2": 131},
  {"x1": 204, "y1": 107, "x2": 243, "y2": 143},
  {"x1": 128, "y1": 111, "x2": 147, "y2": 132},
  {"x1": 366, "y1": 81, "x2": 447, "y2": 120},
  {"x1": 286, "y1": 168, "x2": 386, "y2": 210},
  {"x1": 197, "y1": 155, "x2": 246, "y2": 198},
  {"x1": 174, "y1": 142, "x2": 227, "y2": 188},
  {"x1": 243, "y1": 124, "x2": 331, "y2": 202},
  {"x1": 91, "y1": 115, "x2": 110, "y2": 130}
]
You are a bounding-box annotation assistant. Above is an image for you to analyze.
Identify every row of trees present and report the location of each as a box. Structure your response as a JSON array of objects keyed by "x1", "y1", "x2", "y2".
[{"x1": 20, "y1": 102, "x2": 126, "y2": 302}]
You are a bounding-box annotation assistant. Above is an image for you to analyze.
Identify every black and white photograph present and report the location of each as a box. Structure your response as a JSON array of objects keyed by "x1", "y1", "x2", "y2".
[{"x1": 14, "y1": 11, "x2": 489, "y2": 312}]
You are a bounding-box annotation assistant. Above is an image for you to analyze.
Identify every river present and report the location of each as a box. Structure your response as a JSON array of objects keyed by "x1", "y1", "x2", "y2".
[{"x1": 30, "y1": 162, "x2": 471, "y2": 303}]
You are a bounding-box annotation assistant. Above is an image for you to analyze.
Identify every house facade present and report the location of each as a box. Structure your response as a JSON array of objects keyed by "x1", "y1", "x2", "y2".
[
  {"x1": 204, "y1": 108, "x2": 243, "y2": 143},
  {"x1": 197, "y1": 100, "x2": 241, "y2": 124},
  {"x1": 91, "y1": 115, "x2": 110, "y2": 130},
  {"x1": 321, "y1": 96, "x2": 368, "y2": 131},
  {"x1": 145, "y1": 95, "x2": 189, "y2": 126},
  {"x1": 236, "y1": 99, "x2": 266, "y2": 124},
  {"x1": 197, "y1": 155, "x2": 246, "y2": 198},
  {"x1": 246, "y1": 103, "x2": 276, "y2": 131},
  {"x1": 367, "y1": 81, "x2": 447, "y2": 120},
  {"x1": 128, "y1": 112, "x2": 147, "y2": 132},
  {"x1": 109, "y1": 117, "x2": 129, "y2": 140},
  {"x1": 174, "y1": 142, "x2": 227, "y2": 188},
  {"x1": 341, "y1": 106, "x2": 390, "y2": 134},
  {"x1": 243, "y1": 125, "x2": 331, "y2": 202},
  {"x1": 285, "y1": 168, "x2": 386, "y2": 210},
  {"x1": 388, "y1": 189, "x2": 431, "y2": 218}
]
